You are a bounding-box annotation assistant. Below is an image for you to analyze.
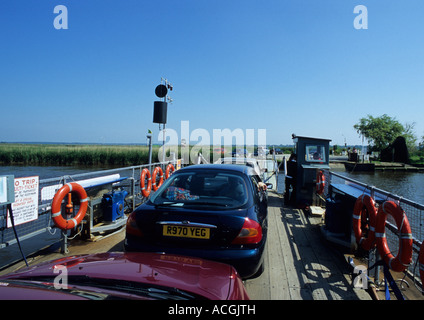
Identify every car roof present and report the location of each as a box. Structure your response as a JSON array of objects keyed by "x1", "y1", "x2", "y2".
[{"x1": 178, "y1": 164, "x2": 255, "y2": 175}]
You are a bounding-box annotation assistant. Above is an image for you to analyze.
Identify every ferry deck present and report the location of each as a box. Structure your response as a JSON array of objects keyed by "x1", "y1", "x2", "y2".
[{"x1": 5, "y1": 190, "x2": 423, "y2": 300}]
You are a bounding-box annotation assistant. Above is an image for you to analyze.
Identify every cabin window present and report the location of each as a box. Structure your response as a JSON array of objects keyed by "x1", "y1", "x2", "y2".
[{"x1": 305, "y1": 144, "x2": 326, "y2": 162}]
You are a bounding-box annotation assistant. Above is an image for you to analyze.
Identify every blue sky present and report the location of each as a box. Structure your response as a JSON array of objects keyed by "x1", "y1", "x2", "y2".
[{"x1": 0, "y1": 0, "x2": 423, "y2": 146}]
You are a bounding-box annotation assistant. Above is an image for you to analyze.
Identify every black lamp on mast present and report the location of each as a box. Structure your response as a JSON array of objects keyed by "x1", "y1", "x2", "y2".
[{"x1": 153, "y1": 78, "x2": 173, "y2": 162}]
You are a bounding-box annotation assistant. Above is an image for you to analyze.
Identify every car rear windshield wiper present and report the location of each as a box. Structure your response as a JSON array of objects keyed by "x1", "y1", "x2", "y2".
[
  {"x1": 153, "y1": 201, "x2": 184, "y2": 207},
  {"x1": 183, "y1": 201, "x2": 228, "y2": 207},
  {"x1": 155, "y1": 201, "x2": 229, "y2": 207}
]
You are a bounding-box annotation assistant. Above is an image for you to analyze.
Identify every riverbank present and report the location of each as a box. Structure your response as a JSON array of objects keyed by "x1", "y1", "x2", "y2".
[
  {"x1": 343, "y1": 161, "x2": 424, "y2": 172},
  {"x1": 0, "y1": 143, "x2": 159, "y2": 167}
]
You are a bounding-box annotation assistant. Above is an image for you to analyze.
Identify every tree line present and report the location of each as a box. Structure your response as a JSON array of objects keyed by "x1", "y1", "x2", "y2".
[{"x1": 353, "y1": 114, "x2": 424, "y2": 163}]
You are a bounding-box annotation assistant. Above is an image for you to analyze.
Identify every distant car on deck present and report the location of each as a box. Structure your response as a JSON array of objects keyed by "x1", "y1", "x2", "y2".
[
  {"x1": 270, "y1": 148, "x2": 283, "y2": 154},
  {"x1": 125, "y1": 164, "x2": 268, "y2": 279},
  {"x1": 0, "y1": 252, "x2": 249, "y2": 300},
  {"x1": 215, "y1": 157, "x2": 264, "y2": 178},
  {"x1": 231, "y1": 148, "x2": 249, "y2": 157}
]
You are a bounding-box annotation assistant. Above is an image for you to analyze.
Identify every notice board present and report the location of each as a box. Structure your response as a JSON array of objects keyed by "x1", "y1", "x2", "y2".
[{"x1": 7, "y1": 176, "x2": 39, "y2": 227}]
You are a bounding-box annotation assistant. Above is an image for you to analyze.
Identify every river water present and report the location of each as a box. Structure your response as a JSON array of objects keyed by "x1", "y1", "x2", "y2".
[
  {"x1": 0, "y1": 165, "x2": 111, "y2": 180},
  {"x1": 330, "y1": 166, "x2": 424, "y2": 205}
]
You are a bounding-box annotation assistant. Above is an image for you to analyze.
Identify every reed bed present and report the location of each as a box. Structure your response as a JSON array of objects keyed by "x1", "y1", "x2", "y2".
[{"x1": 0, "y1": 143, "x2": 160, "y2": 166}]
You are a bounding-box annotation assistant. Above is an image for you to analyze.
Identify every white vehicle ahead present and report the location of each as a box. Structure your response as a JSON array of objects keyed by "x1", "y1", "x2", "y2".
[
  {"x1": 215, "y1": 157, "x2": 263, "y2": 177},
  {"x1": 214, "y1": 157, "x2": 278, "y2": 191}
]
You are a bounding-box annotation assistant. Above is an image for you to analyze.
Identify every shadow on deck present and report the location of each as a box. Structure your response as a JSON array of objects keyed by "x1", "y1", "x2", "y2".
[{"x1": 244, "y1": 192, "x2": 371, "y2": 300}]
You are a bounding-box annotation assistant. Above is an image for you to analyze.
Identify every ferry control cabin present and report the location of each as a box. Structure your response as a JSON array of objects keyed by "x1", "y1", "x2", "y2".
[{"x1": 291, "y1": 135, "x2": 331, "y2": 207}]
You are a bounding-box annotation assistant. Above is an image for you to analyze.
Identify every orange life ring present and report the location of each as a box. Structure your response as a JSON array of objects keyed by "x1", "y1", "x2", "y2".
[
  {"x1": 152, "y1": 166, "x2": 164, "y2": 191},
  {"x1": 352, "y1": 194, "x2": 377, "y2": 251},
  {"x1": 165, "y1": 163, "x2": 175, "y2": 179},
  {"x1": 375, "y1": 201, "x2": 413, "y2": 272},
  {"x1": 51, "y1": 182, "x2": 88, "y2": 230},
  {"x1": 140, "y1": 168, "x2": 152, "y2": 198},
  {"x1": 418, "y1": 241, "x2": 424, "y2": 292},
  {"x1": 316, "y1": 170, "x2": 325, "y2": 195}
]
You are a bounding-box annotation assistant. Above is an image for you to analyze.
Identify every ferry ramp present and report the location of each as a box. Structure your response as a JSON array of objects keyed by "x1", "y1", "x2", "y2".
[{"x1": 245, "y1": 192, "x2": 370, "y2": 300}]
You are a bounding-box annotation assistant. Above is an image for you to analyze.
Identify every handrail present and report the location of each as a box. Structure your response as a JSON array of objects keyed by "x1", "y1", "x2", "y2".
[
  {"x1": 329, "y1": 170, "x2": 423, "y2": 288},
  {"x1": 40, "y1": 161, "x2": 168, "y2": 184}
]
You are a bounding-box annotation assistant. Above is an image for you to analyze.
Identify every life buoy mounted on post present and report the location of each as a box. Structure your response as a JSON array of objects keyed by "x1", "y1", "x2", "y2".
[
  {"x1": 165, "y1": 163, "x2": 175, "y2": 179},
  {"x1": 352, "y1": 194, "x2": 377, "y2": 251},
  {"x1": 140, "y1": 168, "x2": 152, "y2": 198},
  {"x1": 152, "y1": 166, "x2": 164, "y2": 191},
  {"x1": 51, "y1": 182, "x2": 88, "y2": 230},
  {"x1": 316, "y1": 170, "x2": 325, "y2": 195},
  {"x1": 375, "y1": 201, "x2": 413, "y2": 272}
]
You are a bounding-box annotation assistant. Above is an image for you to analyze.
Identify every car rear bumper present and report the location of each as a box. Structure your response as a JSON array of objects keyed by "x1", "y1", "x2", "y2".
[{"x1": 124, "y1": 235, "x2": 266, "y2": 279}]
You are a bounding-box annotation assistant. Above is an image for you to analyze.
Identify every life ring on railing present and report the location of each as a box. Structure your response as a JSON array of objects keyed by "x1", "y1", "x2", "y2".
[
  {"x1": 352, "y1": 194, "x2": 377, "y2": 251},
  {"x1": 375, "y1": 201, "x2": 413, "y2": 272},
  {"x1": 316, "y1": 170, "x2": 325, "y2": 195},
  {"x1": 140, "y1": 168, "x2": 152, "y2": 198},
  {"x1": 51, "y1": 182, "x2": 88, "y2": 230},
  {"x1": 419, "y1": 241, "x2": 424, "y2": 291},
  {"x1": 152, "y1": 166, "x2": 164, "y2": 191},
  {"x1": 165, "y1": 163, "x2": 175, "y2": 179}
]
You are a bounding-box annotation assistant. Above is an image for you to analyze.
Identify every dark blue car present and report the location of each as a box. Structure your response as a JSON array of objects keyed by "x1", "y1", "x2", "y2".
[{"x1": 124, "y1": 164, "x2": 269, "y2": 279}]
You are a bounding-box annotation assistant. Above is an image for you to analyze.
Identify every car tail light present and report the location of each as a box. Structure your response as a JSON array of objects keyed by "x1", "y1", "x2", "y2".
[
  {"x1": 231, "y1": 218, "x2": 262, "y2": 245},
  {"x1": 126, "y1": 211, "x2": 143, "y2": 237}
]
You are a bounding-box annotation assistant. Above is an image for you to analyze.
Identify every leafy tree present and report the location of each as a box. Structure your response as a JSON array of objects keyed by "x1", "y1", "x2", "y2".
[
  {"x1": 353, "y1": 114, "x2": 407, "y2": 151},
  {"x1": 402, "y1": 122, "x2": 418, "y2": 154},
  {"x1": 418, "y1": 135, "x2": 424, "y2": 154}
]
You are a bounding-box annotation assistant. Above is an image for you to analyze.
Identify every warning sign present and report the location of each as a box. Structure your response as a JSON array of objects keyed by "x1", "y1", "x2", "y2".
[{"x1": 7, "y1": 176, "x2": 39, "y2": 228}]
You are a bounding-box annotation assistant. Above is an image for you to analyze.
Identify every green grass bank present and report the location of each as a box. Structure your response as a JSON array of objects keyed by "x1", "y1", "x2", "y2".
[{"x1": 0, "y1": 143, "x2": 160, "y2": 166}]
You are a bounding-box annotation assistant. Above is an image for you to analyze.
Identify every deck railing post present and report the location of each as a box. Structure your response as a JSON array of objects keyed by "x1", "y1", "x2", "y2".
[
  {"x1": 60, "y1": 230, "x2": 68, "y2": 254},
  {"x1": 368, "y1": 186, "x2": 381, "y2": 284},
  {"x1": 132, "y1": 167, "x2": 135, "y2": 212},
  {"x1": 60, "y1": 175, "x2": 68, "y2": 254}
]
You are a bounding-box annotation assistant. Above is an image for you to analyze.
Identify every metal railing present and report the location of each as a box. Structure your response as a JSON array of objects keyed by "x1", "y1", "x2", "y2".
[
  {"x1": 0, "y1": 156, "x2": 276, "y2": 268},
  {"x1": 0, "y1": 160, "x2": 178, "y2": 266},
  {"x1": 325, "y1": 170, "x2": 423, "y2": 288}
]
